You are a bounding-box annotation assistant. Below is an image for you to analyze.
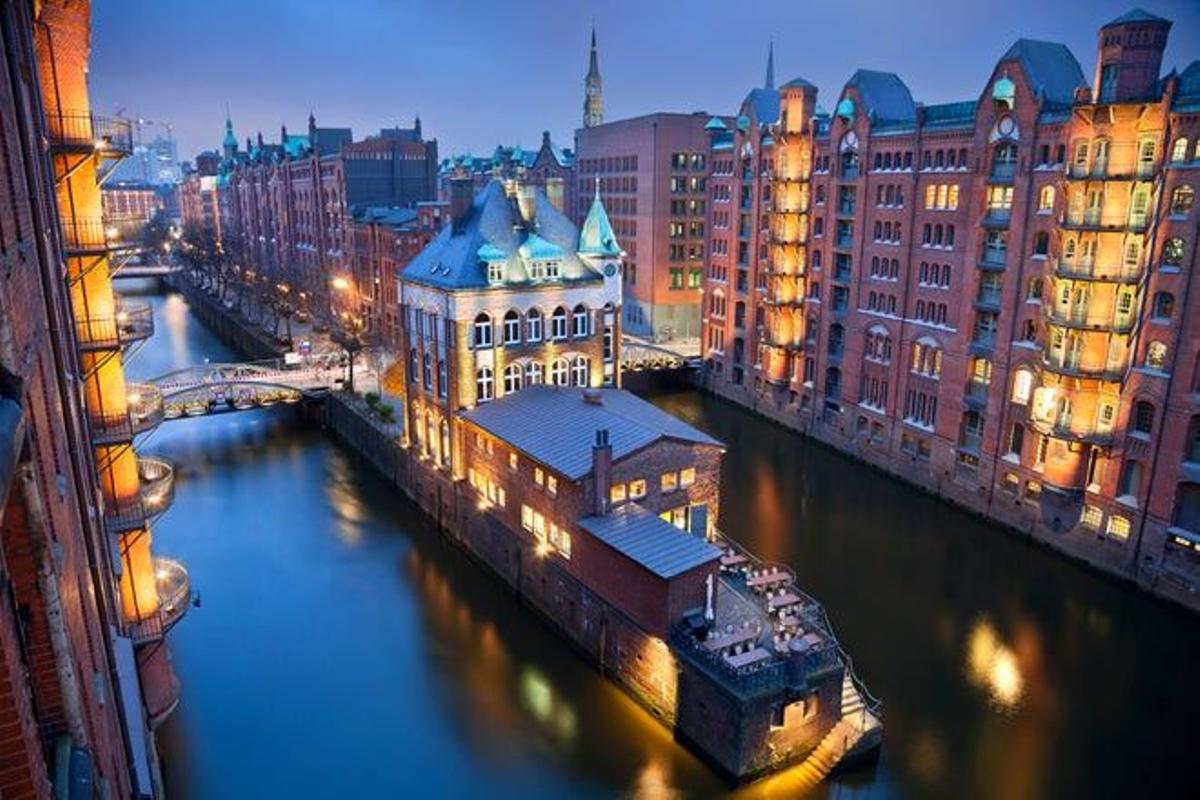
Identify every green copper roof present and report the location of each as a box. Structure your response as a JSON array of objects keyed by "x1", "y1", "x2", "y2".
[
  {"x1": 476, "y1": 243, "x2": 507, "y2": 261},
  {"x1": 836, "y1": 97, "x2": 855, "y2": 120},
  {"x1": 518, "y1": 233, "x2": 564, "y2": 261},
  {"x1": 578, "y1": 185, "x2": 622, "y2": 258}
]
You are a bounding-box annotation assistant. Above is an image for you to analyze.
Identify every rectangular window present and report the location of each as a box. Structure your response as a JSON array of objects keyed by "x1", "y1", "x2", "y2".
[
  {"x1": 661, "y1": 472, "x2": 679, "y2": 493},
  {"x1": 680, "y1": 467, "x2": 696, "y2": 487},
  {"x1": 547, "y1": 476, "x2": 557, "y2": 497},
  {"x1": 610, "y1": 483, "x2": 627, "y2": 504},
  {"x1": 1106, "y1": 515, "x2": 1131, "y2": 540},
  {"x1": 629, "y1": 479, "x2": 647, "y2": 499},
  {"x1": 1081, "y1": 505, "x2": 1103, "y2": 530},
  {"x1": 534, "y1": 467, "x2": 544, "y2": 487}
]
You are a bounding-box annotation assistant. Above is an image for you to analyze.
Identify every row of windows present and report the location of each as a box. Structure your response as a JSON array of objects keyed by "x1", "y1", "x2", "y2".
[
  {"x1": 472, "y1": 306, "x2": 592, "y2": 348},
  {"x1": 923, "y1": 184, "x2": 959, "y2": 210},
  {"x1": 520, "y1": 504, "x2": 572, "y2": 558},
  {"x1": 578, "y1": 156, "x2": 638, "y2": 173},
  {"x1": 475, "y1": 356, "x2": 592, "y2": 401}
]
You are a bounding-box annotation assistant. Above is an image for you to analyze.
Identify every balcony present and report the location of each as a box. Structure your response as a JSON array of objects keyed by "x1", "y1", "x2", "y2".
[
  {"x1": 1053, "y1": 259, "x2": 1142, "y2": 284},
  {"x1": 836, "y1": 202, "x2": 856, "y2": 217},
  {"x1": 974, "y1": 286, "x2": 1003, "y2": 312},
  {"x1": 90, "y1": 383, "x2": 164, "y2": 445},
  {"x1": 129, "y1": 557, "x2": 192, "y2": 644},
  {"x1": 1043, "y1": 305, "x2": 1135, "y2": 333},
  {"x1": 979, "y1": 247, "x2": 1007, "y2": 271},
  {"x1": 1041, "y1": 353, "x2": 1126, "y2": 381},
  {"x1": 989, "y1": 162, "x2": 1016, "y2": 182},
  {"x1": 104, "y1": 456, "x2": 176, "y2": 535},
  {"x1": 840, "y1": 164, "x2": 860, "y2": 181},
  {"x1": 61, "y1": 216, "x2": 142, "y2": 256},
  {"x1": 982, "y1": 207, "x2": 1011, "y2": 228},
  {"x1": 958, "y1": 431, "x2": 984, "y2": 454},
  {"x1": 964, "y1": 379, "x2": 990, "y2": 409},
  {"x1": 44, "y1": 111, "x2": 133, "y2": 156},
  {"x1": 969, "y1": 331, "x2": 997, "y2": 355},
  {"x1": 1062, "y1": 210, "x2": 1149, "y2": 233},
  {"x1": 1029, "y1": 417, "x2": 1115, "y2": 447},
  {"x1": 834, "y1": 235, "x2": 854, "y2": 250},
  {"x1": 76, "y1": 297, "x2": 154, "y2": 351}
]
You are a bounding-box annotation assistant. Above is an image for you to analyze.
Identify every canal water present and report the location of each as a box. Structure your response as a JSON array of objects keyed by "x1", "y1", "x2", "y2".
[{"x1": 122, "y1": 280, "x2": 1197, "y2": 799}]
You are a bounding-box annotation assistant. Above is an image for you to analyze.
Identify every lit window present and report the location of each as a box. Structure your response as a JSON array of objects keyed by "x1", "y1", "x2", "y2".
[
  {"x1": 610, "y1": 483, "x2": 627, "y2": 504},
  {"x1": 509, "y1": 452, "x2": 518, "y2": 470},
  {"x1": 1011, "y1": 370, "x2": 1033, "y2": 405},
  {"x1": 629, "y1": 479, "x2": 647, "y2": 499},
  {"x1": 661, "y1": 472, "x2": 679, "y2": 493},
  {"x1": 680, "y1": 467, "x2": 696, "y2": 487},
  {"x1": 547, "y1": 475, "x2": 557, "y2": 497},
  {"x1": 1106, "y1": 515, "x2": 1130, "y2": 540},
  {"x1": 534, "y1": 467, "x2": 544, "y2": 487},
  {"x1": 1081, "y1": 505, "x2": 1103, "y2": 530}
]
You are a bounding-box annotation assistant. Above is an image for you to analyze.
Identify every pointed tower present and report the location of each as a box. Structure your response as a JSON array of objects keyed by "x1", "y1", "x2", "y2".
[
  {"x1": 765, "y1": 42, "x2": 775, "y2": 90},
  {"x1": 222, "y1": 108, "x2": 237, "y2": 160},
  {"x1": 584, "y1": 27, "x2": 604, "y2": 128},
  {"x1": 579, "y1": 177, "x2": 623, "y2": 259}
]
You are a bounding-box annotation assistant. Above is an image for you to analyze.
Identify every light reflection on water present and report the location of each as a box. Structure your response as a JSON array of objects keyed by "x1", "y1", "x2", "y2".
[{"x1": 124, "y1": 283, "x2": 1199, "y2": 799}]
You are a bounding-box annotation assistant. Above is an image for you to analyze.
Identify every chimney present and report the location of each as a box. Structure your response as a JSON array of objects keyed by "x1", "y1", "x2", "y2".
[
  {"x1": 516, "y1": 182, "x2": 537, "y2": 224},
  {"x1": 449, "y1": 177, "x2": 474, "y2": 232},
  {"x1": 546, "y1": 177, "x2": 564, "y2": 213},
  {"x1": 592, "y1": 428, "x2": 612, "y2": 516}
]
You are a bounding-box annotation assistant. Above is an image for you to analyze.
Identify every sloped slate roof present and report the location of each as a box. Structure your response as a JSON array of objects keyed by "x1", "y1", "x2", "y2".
[
  {"x1": 1000, "y1": 39, "x2": 1087, "y2": 109},
  {"x1": 1104, "y1": 8, "x2": 1168, "y2": 27},
  {"x1": 350, "y1": 205, "x2": 418, "y2": 228},
  {"x1": 579, "y1": 188, "x2": 622, "y2": 257},
  {"x1": 923, "y1": 100, "x2": 977, "y2": 130},
  {"x1": 400, "y1": 181, "x2": 600, "y2": 289},
  {"x1": 1175, "y1": 61, "x2": 1200, "y2": 109},
  {"x1": 461, "y1": 386, "x2": 723, "y2": 481},
  {"x1": 579, "y1": 505, "x2": 721, "y2": 579},
  {"x1": 846, "y1": 70, "x2": 916, "y2": 123},
  {"x1": 741, "y1": 87, "x2": 780, "y2": 125}
]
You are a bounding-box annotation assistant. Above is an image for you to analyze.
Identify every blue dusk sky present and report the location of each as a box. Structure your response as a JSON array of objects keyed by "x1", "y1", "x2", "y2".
[{"x1": 90, "y1": 0, "x2": 1200, "y2": 163}]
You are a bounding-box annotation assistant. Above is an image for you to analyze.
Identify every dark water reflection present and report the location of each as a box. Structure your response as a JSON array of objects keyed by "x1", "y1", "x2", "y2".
[{"x1": 122, "y1": 282, "x2": 1195, "y2": 799}]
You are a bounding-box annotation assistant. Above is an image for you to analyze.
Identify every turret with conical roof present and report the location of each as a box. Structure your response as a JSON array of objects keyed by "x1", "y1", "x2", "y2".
[
  {"x1": 1094, "y1": 8, "x2": 1171, "y2": 103},
  {"x1": 578, "y1": 178, "x2": 622, "y2": 258},
  {"x1": 584, "y1": 27, "x2": 604, "y2": 128}
]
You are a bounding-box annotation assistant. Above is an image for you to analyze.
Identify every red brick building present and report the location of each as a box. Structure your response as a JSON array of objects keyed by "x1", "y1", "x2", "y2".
[
  {"x1": 439, "y1": 131, "x2": 577, "y2": 218},
  {"x1": 703, "y1": 10, "x2": 1200, "y2": 610},
  {"x1": 2, "y1": 1, "x2": 183, "y2": 796}
]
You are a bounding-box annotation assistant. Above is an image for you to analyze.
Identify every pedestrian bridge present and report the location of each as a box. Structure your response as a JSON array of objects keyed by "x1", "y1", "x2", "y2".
[
  {"x1": 113, "y1": 262, "x2": 182, "y2": 279},
  {"x1": 152, "y1": 354, "x2": 348, "y2": 419},
  {"x1": 619, "y1": 339, "x2": 700, "y2": 372}
]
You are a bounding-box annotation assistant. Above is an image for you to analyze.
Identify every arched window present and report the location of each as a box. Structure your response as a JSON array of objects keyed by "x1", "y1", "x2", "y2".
[
  {"x1": 476, "y1": 367, "x2": 494, "y2": 401},
  {"x1": 1172, "y1": 137, "x2": 1189, "y2": 163},
  {"x1": 551, "y1": 357, "x2": 570, "y2": 386},
  {"x1": 1146, "y1": 341, "x2": 1168, "y2": 370},
  {"x1": 941, "y1": 264, "x2": 951, "y2": 287},
  {"x1": 1170, "y1": 185, "x2": 1194, "y2": 216},
  {"x1": 473, "y1": 313, "x2": 493, "y2": 348},
  {"x1": 440, "y1": 420, "x2": 451, "y2": 468},
  {"x1": 572, "y1": 304, "x2": 589, "y2": 337},
  {"x1": 1162, "y1": 238, "x2": 1185, "y2": 267},
  {"x1": 551, "y1": 306, "x2": 568, "y2": 339},
  {"x1": 825, "y1": 367, "x2": 842, "y2": 400},
  {"x1": 503, "y1": 363, "x2": 523, "y2": 393},
  {"x1": 526, "y1": 361, "x2": 544, "y2": 385},
  {"x1": 1028, "y1": 277, "x2": 1043, "y2": 299},
  {"x1": 527, "y1": 307, "x2": 543, "y2": 341},
  {"x1": 571, "y1": 356, "x2": 590, "y2": 387},
  {"x1": 1038, "y1": 185, "x2": 1055, "y2": 212},
  {"x1": 1011, "y1": 369, "x2": 1033, "y2": 404},
  {"x1": 422, "y1": 352, "x2": 432, "y2": 390},
  {"x1": 1153, "y1": 292, "x2": 1175, "y2": 319},
  {"x1": 503, "y1": 309, "x2": 521, "y2": 345},
  {"x1": 827, "y1": 323, "x2": 844, "y2": 356},
  {"x1": 1133, "y1": 400, "x2": 1155, "y2": 434},
  {"x1": 438, "y1": 359, "x2": 447, "y2": 397},
  {"x1": 1033, "y1": 231, "x2": 1050, "y2": 256},
  {"x1": 408, "y1": 348, "x2": 418, "y2": 383},
  {"x1": 1173, "y1": 483, "x2": 1200, "y2": 532}
]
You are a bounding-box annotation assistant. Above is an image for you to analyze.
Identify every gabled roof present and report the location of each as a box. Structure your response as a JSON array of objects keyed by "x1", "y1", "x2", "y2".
[
  {"x1": 1103, "y1": 8, "x2": 1169, "y2": 28},
  {"x1": 578, "y1": 184, "x2": 622, "y2": 258},
  {"x1": 999, "y1": 39, "x2": 1087, "y2": 109},
  {"x1": 845, "y1": 70, "x2": 916, "y2": 124},
  {"x1": 400, "y1": 180, "x2": 601, "y2": 290},
  {"x1": 460, "y1": 386, "x2": 723, "y2": 481},
  {"x1": 579, "y1": 505, "x2": 721, "y2": 579}
]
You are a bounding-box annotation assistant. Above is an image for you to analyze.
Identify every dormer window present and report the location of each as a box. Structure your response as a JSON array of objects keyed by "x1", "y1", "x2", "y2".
[
  {"x1": 545, "y1": 260, "x2": 560, "y2": 279},
  {"x1": 487, "y1": 261, "x2": 504, "y2": 283}
]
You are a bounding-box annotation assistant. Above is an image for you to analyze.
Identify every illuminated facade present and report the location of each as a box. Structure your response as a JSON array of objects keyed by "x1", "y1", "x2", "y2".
[
  {"x1": 702, "y1": 10, "x2": 1200, "y2": 610},
  {"x1": 1, "y1": 1, "x2": 182, "y2": 796},
  {"x1": 396, "y1": 177, "x2": 623, "y2": 472}
]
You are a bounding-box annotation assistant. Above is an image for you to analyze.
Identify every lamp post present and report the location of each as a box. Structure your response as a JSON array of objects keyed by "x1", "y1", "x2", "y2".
[{"x1": 330, "y1": 275, "x2": 365, "y2": 393}]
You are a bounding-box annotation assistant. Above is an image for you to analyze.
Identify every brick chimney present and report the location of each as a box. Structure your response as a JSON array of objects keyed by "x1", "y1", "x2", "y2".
[
  {"x1": 449, "y1": 177, "x2": 474, "y2": 232},
  {"x1": 546, "y1": 177, "x2": 564, "y2": 213},
  {"x1": 592, "y1": 428, "x2": 612, "y2": 516}
]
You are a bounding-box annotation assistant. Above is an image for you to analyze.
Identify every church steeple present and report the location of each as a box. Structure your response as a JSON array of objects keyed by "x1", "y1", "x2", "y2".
[
  {"x1": 222, "y1": 106, "x2": 238, "y2": 159},
  {"x1": 584, "y1": 27, "x2": 604, "y2": 129},
  {"x1": 765, "y1": 42, "x2": 775, "y2": 90}
]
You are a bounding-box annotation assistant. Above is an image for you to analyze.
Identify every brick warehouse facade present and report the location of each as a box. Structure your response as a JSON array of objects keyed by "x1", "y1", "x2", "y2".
[
  {"x1": 178, "y1": 114, "x2": 439, "y2": 330},
  {"x1": 2, "y1": 1, "x2": 180, "y2": 797},
  {"x1": 702, "y1": 10, "x2": 1200, "y2": 611}
]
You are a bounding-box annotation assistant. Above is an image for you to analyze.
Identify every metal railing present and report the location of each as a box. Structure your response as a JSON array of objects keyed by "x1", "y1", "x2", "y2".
[
  {"x1": 1043, "y1": 305, "x2": 1135, "y2": 332},
  {"x1": 44, "y1": 111, "x2": 133, "y2": 154},
  {"x1": 129, "y1": 557, "x2": 191, "y2": 644},
  {"x1": 103, "y1": 456, "x2": 175, "y2": 535},
  {"x1": 76, "y1": 297, "x2": 155, "y2": 351},
  {"x1": 89, "y1": 383, "x2": 164, "y2": 444},
  {"x1": 1054, "y1": 259, "x2": 1142, "y2": 283},
  {"x1": 983, "y1": 207, "x2": 1011, "y2": 226},
  {"x1": 61, "y1": 216, "x2": 143, "y2": 254},
  {"x1": 989, "y1": 161, "x2": 1016, "y2": 180},
  {"x1": 979, "y1": 247, "x2": 1007, "y2": 269}
]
